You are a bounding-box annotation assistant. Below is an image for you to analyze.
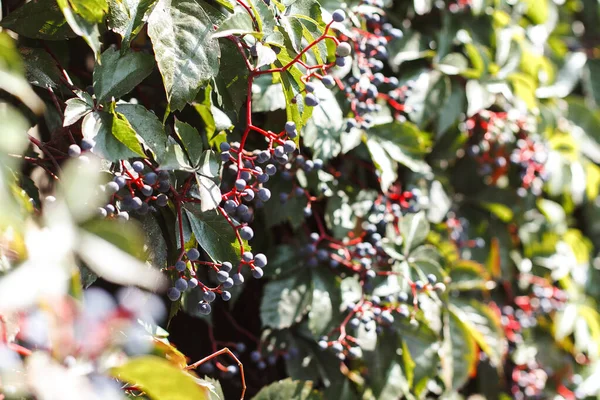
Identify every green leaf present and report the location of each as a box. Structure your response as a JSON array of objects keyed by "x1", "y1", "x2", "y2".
[
  {"x1": 82, "y1": 111, "x2": 140, "y2": 161},
  {"x1": 400, "y1": 212, "x2": 429, "y2": 255},
  {"x1": 110, "y1": 356, "x2": 210, "y2": 400},
  {"x1": 308, "y1": 269, "x2": 340, "y2": 336},
  {"x1": 57, "y1": 0, "x2": 102, "y2": 58},
  {"x1": 264, "y1": 245, "x2": 304, "y2": 279},
  {"x1": 70, "y1": 0, "x2": 108, "y2": 23},
  {"x1": 174, "y1": 120, "x2": 204, "y2": 166},
  {"x1": 395, "y1": 316, "x2": 439, "y2": 394},
  {"x1": 212, "y1": 6, "x2": 255, "y2": 38},
  {"x1": 437, "y1": 81, "x2": 466, "y2": 137},
  {"x1": 116, "y1": 103, "x2": 169, "y2": 162},
  {"x1": 252, "y1": 378, "x2": 322, "y2": 400},
  {"x1": 447, "y1": 309, "x2": 477, "y2": 390},
  {"x1": 449, "y1": 260, "x2": 491, "y2": 291},
  {"x1": 193, "y1": 151, "x2": 222, "y2": 212},
  {"x1": 112, "y1": 111, "x2": 146, "y2": 156},
  {"x1": 108, "y1": 0, "x2": 157, "y2": 51},
  {"x1": 20, "y1": 47, "x2": 63, "y2": 89},
  {"x1": 182, "y1": 203, "x2": 242, "y2": 263},
  {"x1": 93, "y1": 47, "x2": 154, "y2": 103},
  {"x1": 0, "y1": 0, "x2": 75, "y2": 40},
  {"x1": 260, "y1": 271, "x2": 312, "y2": 329},
  {"x1": 64, "y1": 98, "x2": 93, "y2": 127},
  {"x1": 147, "y1": 0, "x2": 221, "y2": 111}
]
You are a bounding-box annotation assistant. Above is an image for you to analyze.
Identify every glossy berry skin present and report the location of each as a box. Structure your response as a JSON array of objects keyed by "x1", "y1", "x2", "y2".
[
  {"x1": 232, "y1": 273, "x2": 245, "y2": 285},
  {"x1": 222, "y1": 278, "x2": 234, "y2": 289},
  {"x1": 322, "y1": 75, "x2": 335, "y2": 87},
  {"x1": 144, "y1": 172, "x2": 157, "y2": 185},
  {"x1": 332, "y1": 9, "x2": 346, "y2": 22},
  {"x1": 221, "y1": 291, "x2": 232, "y2": 301},
  {"x1": 132, "y1": 161, "x2": 145, "y2": 172},
  {"x1": 235, "y1": 179, "x2": 247, "y2": 191},
  {"x1": 240, "y1": 226, "x2": 254, "y2": 240},
  {"x1": 254, "y1": 253, "x2": 267, "y2": 268},
  {"x1": 257, "y1": 188, "x2": 271, "y2": 202},
  {"x1": 198, "y1": 302, "x2": 211, "y2": 315},
  {"x1": 252, "y1": 267, "x2": 264, "y2": 279},
  {"x1": 68, "y1": 144, "x2": 81, "y2": 158},
  {"x1": 203, "y1": 291, "x2": 216, "y2": 303},
  {"x1": 188, "y1": 278, "x2": 198, "y2": 289},
  {"x1": 221, "y1": 261, "x2": 233, "y2": 272},
  {"x1": 217, "y1": 270, "x2": 229, "y2": 282},
  {"x1": 305, "y1": 93, "x2": 319, "y2": 107}
]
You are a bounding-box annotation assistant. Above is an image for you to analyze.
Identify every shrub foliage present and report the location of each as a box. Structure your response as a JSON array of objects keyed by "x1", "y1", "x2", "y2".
[{"x1": 0, "y1": 0, "x2": 600, "y2": 399}]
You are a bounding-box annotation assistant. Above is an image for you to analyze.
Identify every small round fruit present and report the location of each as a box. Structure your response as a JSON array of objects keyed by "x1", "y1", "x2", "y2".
[
  {"x1": 335, "y1": 42, "x2": 352, "y2": 57},
  {"x1": 221, "y1": 261, "x2": 233, "y2": 272},
  {"x1": 198, "y1": 302, "x2": 212, "y2": 315},
  {"x1": 203, "y1": 291, "x2": 216, "y2": 303},
  {"x1": 68, "y1": 144, "x2": 81, "y2": 158},
  {"x1": 187, "y1": 248, "x2": 200, "y2": 261},
  {"x1": 332, "y1": 9, "x2": 346, "y2": 22},
  {"x1": 175, "y1": 261, "x2": 187, "y2": 272},
  {"x1": 167, "y1": 287, "x2": 181, "y2": 301},
  {"x1": 254, "y1": 253, "x2": 267, "y2": 268},
  {"x1": 252, "y1": 267, "x2": 264, "y2": 279}
]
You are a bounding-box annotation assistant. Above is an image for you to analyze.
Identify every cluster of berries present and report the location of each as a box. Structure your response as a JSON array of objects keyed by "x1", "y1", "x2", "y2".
[
  {"x1": 461, "y1": 110, "x2": 547, "y2": 196},
  {"x1": 446, "y1": 212, "x2": 485, "y2": 249},
  {"x1": 99, "y1": 160, "x2": 171, "y2": 221}
]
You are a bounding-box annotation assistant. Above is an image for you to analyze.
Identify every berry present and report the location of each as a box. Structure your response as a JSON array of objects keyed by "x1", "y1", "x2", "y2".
[
  {"x1": 220, "y1": 142, "x2": 231, "y2": 151},
  {"x1": 156, "y1": 194, "x2": 169, "y2": 207},
  {"x1": 254, "y1": 253, "x2": 267, "y2": 267},
  {"x1": 305, "y1": 93, "x2": 319, "y2": 107},
  {"x1": 265, "y1": 164, "x2": 277, "y2": 176},
  {"x1": 235, "y1": 179, "x2": 247, "y2": 191},
  {"x1": 221, "y1": 291, "x2": 232, "y2": 301},
  {"x1": 252, "y1": 267, "x2": 264, "y2": 279},
  {"x1": 336, "y1": 42, "x2": 352, "y2": 57},
  {"x1": 257, "y1": 188, "x2": 271, "y2": 202},
  {"x1": 167, "y1": 287, "x2": 181, "y2": 301},
  {"x1": 232, "y1": 273, "x2": 245, "y2": 285},
  {"x1": 68, "y1": 144, "x2": 81, "y2": 158},
  {"x1": 243, "y1": 188, "x2": 255, "y2": 201},
  {"x1": 81, "y1": 138, "x2": 95, "y2": 151},
  {"x1": 132, "y1": 161, "x2": 144, "y2": 172},
  {"x1": 283, "y1": 140, "x2": 296, "y2": 153},
  {"x1": 224, "y1": 200, "x2": 237, "y2": 214},
  {"x1": 427, "y1": 274, "x2": 437, "y2": 284},
  {"x1": 221, "y1": 262, "x2": 233, "y2": 272},
  {"x1": 217, "y1": 270, "x2": 229, "y2": 282},
  {"x1": 198, "y1": 302, "x2": 211, "y2": 315},
  {"x1": 237, "y1": 204, "x2": 249, "y2": 216},
  {"x1": 322, "y1": 75, "x2": 335, "y2": 87},
  {"x1": 203, "y1": 291, "x2": 216, "y2": 303},
  {"x1": 141, "y1": 185, "x2": 153, "y2": 197},
  {"x1": 105, "y1": 181, "x2": 120, "y2": 195},
  {"x1": 237, "y1": 342, "x2": 247, "y2": 353},
  {"x1": 114, "y1": 176, "x2": 127, "y2": 189},
  {"x1": 240, "y1": 226, "x2": 254, "y2": 240},
  {"x1": 284, "y1": 121, "x2": 296, "y2": 133},
  {"x1": 257, "y1": 173, "x2": 269, "y2": 183},
  {"x1": 223, "y1": 278, "x2": 234, "y2": 288},
  {"x1": 117, "y1": 211, "x2": 130, "y2": 221},
  {"x1": 335, "y1": 56, "x2": 347, "y2": 67},
  {"x1": 242, "y1": 251, "x2": 254, "y2": 262},
  {"x1": 187, "y1": 248, "x2": 200, "y2": 261},
  {"x1": 188, "y1": 278, "x2": 198, "y2": 289},
  {"x1": 305, "y1": 82, "x2": 316, "y2": 93},
  {"x1": 332, "y1": 9, "x2": 346, "y2": 22},
  {"x1": 144, "y1": 172, "x2": 157, "y2": 186},
  {"x1": 318, "y1": 340, "x2": 328, "y2": 350},
  {"x1": 250, "y1": 351, "x2": 262, "y2": 362},
  {"x1": 175, "y1": 261, "x2": 187, "y2": 272},
  {"x1": 175, "y1": 278, "x2": 188, "y2": 292}
]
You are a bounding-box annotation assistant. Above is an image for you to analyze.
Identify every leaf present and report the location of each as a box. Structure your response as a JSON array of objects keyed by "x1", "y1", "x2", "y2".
[
  {"x1": 110, "y1": 356, "x2": 210, "y2": 400},
  {"x1": 56, "y1": 0, "x2": 102, "y2": 58},
  {"x1": 308, "y1": 269, "x2": 340, "y2": 336},
  {"x1": 212, "y1": 6, "x2": 255, "y2": 38},
  {"x1": 400, "y1": 212, "x2": 429, "y2": 255},
  {"x1": 175, "y1": 120, "x2": 204, "y2": 166},
  {"x1": 93, "y1": 47, "x2": 154, "y2": 103},
  {"x1": 194, "y1": 151, "x2": 222, "y2": 212},
  {"x1": 20, "y1": 47, "x2": 63, "y2": 89},
  {"x1": 82, "y1": 111, "x2": 140, "y2": 161},
  {"x1": 260, "y1": 272, "x2": 312, "y2": 329},
  {"x1": 182, "y1": 203, "x2": 242, "y2": 263},
  {"x1": 365, "y1": 138, "x2": 396, "y2": 192},
  {"x1": 108, "y1": 0, "x2": 157, "y2": 51},
  {"x1": 112, "y1": 112, "x2": 146, "y2": 156},
  {"x1": 252, "y1": 378, "x2": 322, "y2": 400},
  {"x1": 0, "y1": 0, "x2": 75, "y2": 40},
  {"x1": 437, "y1": 81, "x2": 466, "y2": 136},
  {"x1": 70, "y1": 0, "x2": 108, "y2": 23},
  {"x1": 147, "y1": 0, "x2": 221, "y2": 111},
  {"x1": 116, "y1": 103, "x2": 169, "y2": 162},
  {"x1": 64, "y1": 98, "x2": 93, "y2": 127},
  {"x1": 447, "y1": 309, "x2": 477, "y2": 390},
  {"x1": 264, "y1": 245, "x2": 304, "y2": 279},
  {"x1": 466, "y1": 80, "x2": 493, "y2": 117},
  {"x1": 449, "y1": 260, "x2": 491, "y2": 291}
]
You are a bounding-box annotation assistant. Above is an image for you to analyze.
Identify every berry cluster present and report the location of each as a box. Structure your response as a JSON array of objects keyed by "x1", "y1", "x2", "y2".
[
  {"x1": 461, "y1": 110, "x2": 547, "y2": 196},
  {"x1": 334, "y1": 0, "x2": 410, "y2": 129},
  {"x1": 446, "y1": 212, "x2": 485, "y2": 249}
]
